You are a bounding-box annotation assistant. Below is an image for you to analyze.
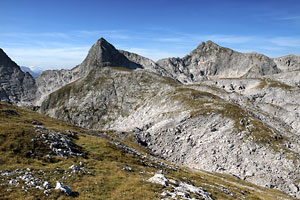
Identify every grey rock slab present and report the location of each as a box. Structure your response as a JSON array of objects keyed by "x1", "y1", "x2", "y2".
[
  {"x1": 148, "y1": 173, "x2": 169, "y2": 186},
  {"x1": 55, "y1": 181, "x2": 72, "y2": 196}
]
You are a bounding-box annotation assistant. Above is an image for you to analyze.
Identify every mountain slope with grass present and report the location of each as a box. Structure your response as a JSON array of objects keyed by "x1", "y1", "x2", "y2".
[
  {"x1": 2, "y1": 38, "x2": 300, "y2": 199},
  {"x1": 40, "y1": 65, "x2": 300, "y2": 198},
  {"x1": 37, "y1": 38, "x2": 300, "y2": 198},
  {"x1": 0, "y1": 102, "x2": 296, "y2": 200}
]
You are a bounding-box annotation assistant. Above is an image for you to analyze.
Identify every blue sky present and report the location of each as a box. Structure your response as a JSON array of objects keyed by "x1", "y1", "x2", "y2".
[{"x1": 0, "y1": 0, "x2": 300, "y2": 70}]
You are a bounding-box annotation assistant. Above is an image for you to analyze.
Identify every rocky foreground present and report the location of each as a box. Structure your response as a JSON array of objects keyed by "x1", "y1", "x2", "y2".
[
  {"x1": 1, "y1": 38, "x2": 300, "y2": 198},
  {"x1": 0, "y1": 103, "x2": 296, "y2": 199}
]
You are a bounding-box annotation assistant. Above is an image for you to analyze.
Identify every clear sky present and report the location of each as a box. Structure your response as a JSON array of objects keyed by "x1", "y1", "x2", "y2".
[{"x1": 0, "y1": 0, "x2": 300, "y2": 70}]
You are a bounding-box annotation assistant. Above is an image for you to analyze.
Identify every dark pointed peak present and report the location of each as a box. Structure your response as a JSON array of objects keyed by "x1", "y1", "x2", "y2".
[
  {"x1": 0, "y1": 48, "x2": 15, "y2": 64},
  {"x1": 0, "y1": 48, "x2": 24, "y2": 73},
  {"x1": 96, "y1": 37, "x2": 109, "y2": 44},
  {"x1": 95, "y1": 37, "x2": 114, "y2": 48},
  {"x1": 75, "y1": 37, "x2": 143, "y2": 74},
  {"x1": 0, "y1": 48, "x2": 8, "y2": 57},
  {"x1": 88, "y1": 37, "x2": 118, "y2": 56},
  {"x1": 98, "y1": 37, "x2": 107, "y2": 43}
]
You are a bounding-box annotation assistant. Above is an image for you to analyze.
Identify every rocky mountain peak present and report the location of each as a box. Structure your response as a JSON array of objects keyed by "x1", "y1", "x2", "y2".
[
  {"x1": 73, "y1": 37, "x2": 143, "y2": 77},
  {"x1": 84, "y1": 37, "x2": 121, "y2": 67},
  {"x1": 156, "y1": 40, "x2": 280, "y2": 83},
  {"x1": 97, "y1": 37, "x2": 110, "y2": 46},
  {"x1": 191, "y1": 40, "x2": 232, "y2": 56},
  {"x1": 196, "y1": 40, "x2": 219, "y2": 49},
  {"x1": 94, "y1": 37, "x2": 118, "y2": 57},
  {"x1": 0, "y1": 48, "x2": 5, "y2": 56},
  {"x1": 0, "y1": 48, "x2": 16, "y2": 68},
  {"x1": 0, "y1": 49, "x2": 36, "y2": 106}
]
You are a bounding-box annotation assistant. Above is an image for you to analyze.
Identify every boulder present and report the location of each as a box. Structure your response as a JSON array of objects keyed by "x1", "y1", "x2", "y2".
[
  {"x1": 55, "y1": 181, "x2": 72, "y2": 196},
  {"x1": 148, "y1": 173, "x2": 169, "y2": 186}
]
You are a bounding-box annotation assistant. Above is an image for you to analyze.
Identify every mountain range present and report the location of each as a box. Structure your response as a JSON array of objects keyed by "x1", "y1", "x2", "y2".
[
  {"x1": 1, "y1": 37, "x2": 300, "y2": 199},
  {"x1": 20, "y1": 66, "x2": 42, "y2": 78}
]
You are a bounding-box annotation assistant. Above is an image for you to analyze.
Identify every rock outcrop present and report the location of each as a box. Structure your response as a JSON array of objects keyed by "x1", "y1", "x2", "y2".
[
  {"x1": 0, "y1": 48, "x2": 36, "y2": 107},
  {"x1": 148, "y1": 173, "x2": 214, "y2": 200},
  {"x1": 156, "y1": 41, "x2": 280, "y2": 83},
  {"x1": 72, "y1": 38, "x2": 143, "y2": 78},
  {"x1": 273, "y1": 54, "x2": 300, "y2": 72},
  {"x1": 55, "y1": 181, "x2": 72, "y2": 196},
  {"x1": 34, "y1": 69, "x2": 74, "y2": 106}
]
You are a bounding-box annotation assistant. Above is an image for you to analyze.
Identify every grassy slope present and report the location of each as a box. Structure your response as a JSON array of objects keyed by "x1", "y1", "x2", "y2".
[{"x1": 0, "y1": 103, "x2": 296, "y2": 200}]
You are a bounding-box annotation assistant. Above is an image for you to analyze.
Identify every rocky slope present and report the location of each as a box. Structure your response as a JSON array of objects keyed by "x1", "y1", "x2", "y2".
[
  {"x1": 3, "y1": 102, "x2": 294, "y2": 200},
  {"x1": 156, "y1": 41, "x2": 280, "y2": 83},
  {"x1": 0, "y1": 48, "x2": 36, "y2": 107},
  {"x1": 37, "y1": 38, "x2": 300, "y2": 198},
  {"x1": 40, "y1": 65, "x2": 300, "y2": 198},
  {"x1": 2, "y1": 38, "x2": 300, "y2": 198}
]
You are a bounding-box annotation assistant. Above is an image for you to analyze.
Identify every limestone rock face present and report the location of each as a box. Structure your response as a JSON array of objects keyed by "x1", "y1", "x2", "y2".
[
  {"x1": 34, "y1": 69, "x2": 74, "y2": 106},
  {"x1": 40, "y1": 67, "x2": 180, "y2": 129},
  {"x1": 0, "y1": 48, "x2": 36, "y2": 107},
  {"x1": 157, "y1": 41, "x2": 280, "y2": 83},
  {"x1": 273, "y1": 54, "x2": 300, "y2": 72},
  {"x1": 73, "y1": 38, "x2": 143, "y2": 78}
]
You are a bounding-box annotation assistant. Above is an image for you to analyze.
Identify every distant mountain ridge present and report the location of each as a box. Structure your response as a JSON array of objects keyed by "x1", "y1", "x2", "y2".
[
  {"x1": 1, "y1": 38, "x2": 300, "y2": 198},
  {"x1": 33, "y1": 38, "x2": 284, "y2": 105},
  {"x1": 156, "y1": 41, "x2": 280, "y2": 83},
  {"x1": 20, "y1": 66, "x2": 42, "y2": 78}
]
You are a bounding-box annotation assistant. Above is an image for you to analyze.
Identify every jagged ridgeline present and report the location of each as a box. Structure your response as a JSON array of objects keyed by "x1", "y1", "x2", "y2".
[{"x1": 1, "y1": 37, "x2": 300, "y2": 199}]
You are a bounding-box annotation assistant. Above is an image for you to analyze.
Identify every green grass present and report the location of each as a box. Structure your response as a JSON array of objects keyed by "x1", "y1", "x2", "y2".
[
  {"x1": 256, "y1": 78, "x2": 295, "y2": 90},
  {"x1": 0, "y1": 103, "x2": 296, "y2": 199},
  {"x1": 0, "y1": 103, "x2": 161, "y2": 200}
]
